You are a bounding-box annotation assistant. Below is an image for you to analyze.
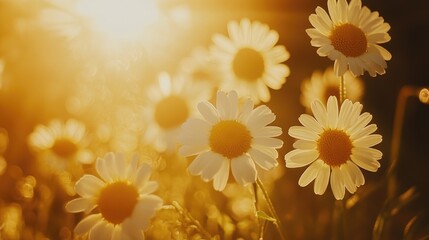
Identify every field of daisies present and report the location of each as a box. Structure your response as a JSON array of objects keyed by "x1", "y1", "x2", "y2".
[{"x1": 0, "y1": 0, "x2": 428, "y2": 239}]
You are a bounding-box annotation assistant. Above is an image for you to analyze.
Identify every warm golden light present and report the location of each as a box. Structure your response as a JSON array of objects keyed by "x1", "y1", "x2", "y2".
[{"x1": 75, "y1": 0, "x2": 160, "y2": 41}]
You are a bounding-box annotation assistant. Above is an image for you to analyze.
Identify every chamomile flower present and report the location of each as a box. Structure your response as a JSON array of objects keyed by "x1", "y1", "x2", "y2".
[
  {"x1": 142, "y1": 72, "x2": 211, "y2": 152},
  {"x1": 178, "y1": 46, "x2": 221, "y2": 89},
  {"x1": 211, "y1": 18, "x2": 290, "y2": 103},
  {"x1": 28, "y1": 119, "x2": 93, "y2": 168},
  {"x1": 179, "y1": 90, "x2": 283, "y2": 191},
  {"x1": 285, "y1": 96, "x2": 382, "y2": 200},
  {"x1": 306, "y1": 0, "x2": 391, "y2": 77},
  {"x1": 65, "y1": 152, "x2": 163, "y2": 240},
  {"x1": 300, "y1": 67, "x2": 364, "y2": 111}
]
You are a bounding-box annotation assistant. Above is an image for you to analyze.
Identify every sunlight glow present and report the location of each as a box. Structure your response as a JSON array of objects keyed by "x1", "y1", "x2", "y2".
[{"x1": 76, "y1": 0, "x2": 160, "y2": 41}]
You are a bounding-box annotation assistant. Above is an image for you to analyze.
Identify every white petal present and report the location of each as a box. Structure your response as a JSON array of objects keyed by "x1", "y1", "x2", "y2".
[
  {"x1": 179, "y1": 145, "x2": 210, "y2": 157},
  {"x1": 350, "y1": 150, "x2": 381, "y2": 172},
  {"x1": 288, "y1": 126, "x2": 319, "y2": 141},
  {"x1": 249, "y1": 147, "x2": 278, "y2": 170},
  {"x1": 140, "y1": 181, "x2": 158, "y2": 195},
  {"x1": 197, "y1": 102, "x2": 219, "y2": 124},
  {"x1": 298, "y1": 114, "x2": 323, "y2": 134},
  {"x1": 346, "y1": 161, "x2": 365, "y2": 186},
  {"x1": 285, "y1": 149, "x2": 319, "y2": 168},
  {"x1": 340, "y1": 164, "x2": 357, "y2": 193},
  {"x1": 188, "y1": 151, "x2": 223, "y2": 179},
  {"x1": 330, "y1": 167, "x2": 345, "y2": 200},
  {"x1": 89, "y1": 221, "x2": 113, "y2": 240},
  {"x1": 252, "y1": 137, "x2": 283, "y2": 148},
  {"x1": 293, "y1": 140, "x2": 317, "y2": 150},
  {"x1": 213, "y1": 158, "x2": 230, "y2": 191},
  {"x1": 326, "y1": 96, "x2": 339, "y2": 128},
  {"x1": 314, "y1": 161, "x2": 330, "y2": 195},
  {"x1": 231, "y1": 155, "x2": 257, "y2": 185},
  {"x1": 353, "y1": 134, "x2": 382, "y2": 147},
  {"x1": 75, "y1": 175, "x2": 104, "y2": 198},
  {"x1": 65, "y1": 198, "x2": 95, "y2": 213},
  {"x1": 74, "y1": 214, "x2": 102, "y2": 237},
  {"x1": 298, "y1": 160, "x2": 320, "y2": 187},
  {"x1": 134, "y1": 164, "x2": 152, "y2": 188},
  {"x1": 311, "y1": 99, "x2": 327, "y2": 127},
  {"x1": 251, "y1": 126, "x2": 282, "y2": 138}
]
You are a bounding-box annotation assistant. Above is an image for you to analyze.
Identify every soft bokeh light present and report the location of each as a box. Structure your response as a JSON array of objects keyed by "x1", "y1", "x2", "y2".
[
  {"x1": 0, "y1": 0, "x2": 428, "y2": 239},
  {"x1": 75, "y1": 0, "x2": 160, "y2": 41}
]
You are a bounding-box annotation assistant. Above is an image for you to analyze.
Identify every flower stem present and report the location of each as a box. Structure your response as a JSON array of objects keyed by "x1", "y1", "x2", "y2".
[
  {"x1": 256, "y1": 178, "x2": 286, "y2": 240},
  {"x1": 339, "y1": 75, "x2": 346, "y2": 104}
]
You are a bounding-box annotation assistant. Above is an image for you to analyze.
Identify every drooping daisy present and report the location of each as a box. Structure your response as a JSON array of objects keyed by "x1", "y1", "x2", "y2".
[
  {"x1": 306, "y1": 0, "x2": 391, "y2": 77},
  {"x1": 285, "y1": 96, "x2": 382, "y2": 200},
  {"x1": 179, "y1": 90, "x2": 283, "y2": 191},
  {"x1": 211, "y1": 18, "x2": 290, "y2": 103},
  {"x1": 65, "y1": 152, "x2": 163, "y2": 240},
  {"x1": 28, "y1": 119, "x2": 93, "y2": 168},
  {"x1": 300, "y1": 67, "x2": 364, "y2": 111},
  {"x1": 142, "y1": 72, "x2": 211, "y2": 152}
]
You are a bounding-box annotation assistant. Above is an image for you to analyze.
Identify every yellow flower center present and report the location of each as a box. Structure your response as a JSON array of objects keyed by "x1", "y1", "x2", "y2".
[
  {"x1": 232, "y1": 47, "x2": 265, "y2": 81},
  {"x1": 154, "y1": 95, "x2": 189, "y2": 129},
  {"x1": 97, "y1": 181, "x2": 139, "y2": 225},
  {"x1": 51, "y1": 138, "x2": 78, "y2": 158},
  {"x1": 209, "y1": 120, "x2": 252, "y2": 159},
  {"x1": 330, "y1": 23, "x2": 367, "y2": 57},
  {"x1": 317, "y1": 129, "x2": 352, "y2": 167}
]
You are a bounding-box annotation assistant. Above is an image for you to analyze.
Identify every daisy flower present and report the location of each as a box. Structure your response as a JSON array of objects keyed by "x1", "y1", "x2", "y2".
[
  {"x1": 178, "y1": 46, "x2": 221, "y2": 89},
  {"x1": 65, "y1": 152, "x2": 163, "y2": 240},
  {"x1": 28, "y1": 119, "x2": 93, "y2": 167},
  {"x1": 211, "y1": 18, "x2": 290, "y2": 103},
  {"x1": 306, "y1": 0, "x2": 391, "y2": 77},
  {"x1": 142, "y1": 72, "x2": 211, "y2": 152},
  {"x1": 300, "y1": 67, "x2": 364, "y2": 111},
  {"x1": 179, "y1": 90, "x2": 283, "y2": 191},
  {"x1": 285, "y1": 96, "x2": 382, "y2": 200}
]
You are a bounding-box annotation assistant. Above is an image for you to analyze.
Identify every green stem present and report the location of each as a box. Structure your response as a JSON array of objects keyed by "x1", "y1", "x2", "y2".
[
  {"x1": 256, "y1": 178, "x2": 286, "y2": 240},
  {"x1": 339, "y1": 75, "x2": 346, "y2": 104}
]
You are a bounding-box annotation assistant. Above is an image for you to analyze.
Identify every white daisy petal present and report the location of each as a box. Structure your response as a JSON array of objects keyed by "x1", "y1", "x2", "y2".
[
  {"x1": 251, "y1": 126, "x2": 282, "y2": 138},
  {"x1": 298, "y1": 114, "x2": 323, "y2": 133},
  {"x1": 253, "y1": 137, "x2": 283, "y2": 148},
  {"x1": 293, "y1": 140, "x2": 317, "y2": 150},
  {"x1": 231, "y1": 154, "x2": 257, "y2": 185},
  {"x1": 179, "y1": 145, "x2": 210, "y2": 157},
  {"x1": 89, "y1": 221, "x2": 114, "y2": 240},
  {"x1": 249, "y1": 147, "x2": 278, "y2": 170},
  {"x1": 140, "y1": 181, "x2": 159, "y2": 195},
  {"x1": 330, "y1": 167, "x2": 345, "y2": 200},
  {"x1": 197, "y1": 102, "x2": 219, "y2": 124},
  {"x1": 327, "y1": 96, "x2": 339, "y2": 128},
  {"x1": 346, "y1": 161, "x2": 365, "y2": 186},
  {"x1": 285, "y1": 149, "x2": 319, "y2": 168},
  {"x1": 213, "y1": 158, "x2": 230, "y2": 191},
  {"x1": 298, "y1": 160, "x2": 320, "y2": 187},
  {"x1": 65, "y1": 198, "x2": 95, "y2": 213},
  {"x1": 288, "y1": 126, "x2": 319, "y2": 141},
  {"x1": 75, "y1": 174, "x2": 104, "y2": 198},
  {"x1": 353, "y1": 134, "x2": 382, "y2": 147},
  {"x1": 311, "y1": 99, "x2": 328, "y2": 127},
  {"x1": 314, "y1": 161, "x2": 330, "y2": 195},
  {"x1": 74, "y1": 214, "x2": 103, "y2": 236},
  {"x1": 340, "y1": 164, "x2": 357, "y2": 193},
  {"x1": 134, "y1": 164, "x2": 152, "y2": 187}
]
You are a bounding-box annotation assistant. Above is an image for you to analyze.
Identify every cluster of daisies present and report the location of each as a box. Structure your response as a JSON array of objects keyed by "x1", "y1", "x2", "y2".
[{"x1": 25, "y1": 0, "x2": 390, "y2": 238}]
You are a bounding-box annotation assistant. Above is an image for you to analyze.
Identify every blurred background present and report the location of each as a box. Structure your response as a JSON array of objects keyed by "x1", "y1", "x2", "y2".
[{"x1": 0, "y1": 0, "x2": 428, "y2": 239}]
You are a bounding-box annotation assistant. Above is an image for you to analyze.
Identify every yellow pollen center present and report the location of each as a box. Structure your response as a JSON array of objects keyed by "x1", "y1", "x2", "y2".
[
  {"x1": 330, "y1": 23, "x2": 367, "y2": 57},
  {"x1": 209, "y1": 120, "x2": 252, "y2": 159},
  {"x1": 154, "y1": 95, "x2": 189, "y2": 129},
  {"x1": 317, "y1": 129, "x2": 352, "y2": 167},
  {"x1": 51, "y1": 138, "x2": 78, "y2": 158},
  {"x1": 97, "y1": 181, "x2": 139, "y2": 225},
  {"x1": 232, "y1": 47, "x2": 265, "y2": 81}
]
